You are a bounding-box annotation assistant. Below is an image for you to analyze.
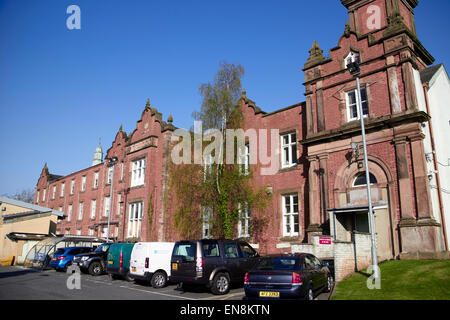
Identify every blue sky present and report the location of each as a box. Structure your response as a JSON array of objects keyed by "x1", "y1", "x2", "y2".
[{"x1": 1, "y1": 0, "x2": 449, "y2": 195}]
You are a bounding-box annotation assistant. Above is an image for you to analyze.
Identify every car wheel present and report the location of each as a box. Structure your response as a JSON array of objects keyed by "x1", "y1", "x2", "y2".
[
  {"x1": 151, "y1": 271, "x2": 167, "y2": 289},
  {"x1": 109, "y1": 274, "x2": 119, "y2": 280},
  {"x1": 211, "y1": 273, "x2": 230, "y2": 295},
  {"x1": 325, "y1": 275, "x2": 332, "y2": 293},
  {"x1": 89, "y1": 261, "x2": 103, "y2": 276},
  {"x1": 306, "y1": 286, "x2": 314, "y2": 301},
  {"x1": 124, "y1": 271, "x2": 134, "y2": 282},
  {"x1": 63, "y1": 262, "x2": 72, "y2": 273}
]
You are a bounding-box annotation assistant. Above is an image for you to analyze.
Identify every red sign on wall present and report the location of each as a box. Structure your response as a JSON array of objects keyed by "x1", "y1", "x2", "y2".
[{"x1": 319, "y1": 237, "x2": 332, "y2": 245}]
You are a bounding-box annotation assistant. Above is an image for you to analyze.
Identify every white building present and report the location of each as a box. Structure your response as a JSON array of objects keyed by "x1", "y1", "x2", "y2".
[{"x1": 419, "y1": 64, "x2": 450, "y2": 252}]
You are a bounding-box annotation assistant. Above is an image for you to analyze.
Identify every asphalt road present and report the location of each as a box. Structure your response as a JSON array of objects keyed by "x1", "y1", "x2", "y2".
[{"x1": 0, "y1": 266, "x2": 332, "y2": 300}]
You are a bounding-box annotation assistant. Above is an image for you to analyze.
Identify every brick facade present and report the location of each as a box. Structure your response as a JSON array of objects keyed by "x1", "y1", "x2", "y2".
[{"x1": 34, "y1": 0, "x2": 448, "y2": 279}]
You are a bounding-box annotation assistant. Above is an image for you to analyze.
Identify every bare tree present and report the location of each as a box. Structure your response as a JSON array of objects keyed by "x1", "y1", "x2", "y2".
[{"x1": 3, "y1": 188, "x2": 35, "y2": 204}]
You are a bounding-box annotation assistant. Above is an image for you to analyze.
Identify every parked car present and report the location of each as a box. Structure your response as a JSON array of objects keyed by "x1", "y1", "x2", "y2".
[
  {"x1": 49, "y1": 247, "x2": 93, "y2": 272},
  {"x1": 106, "y1": 243, "x2": 135, "y2": 281},
  {"x1": 72, "y1": 243, "x2": 112, "y2": 276},
  {"x1": 129, "y1": 242, "x2": 175, "y2": 288},
  {"x1": 170, "y1": 239, "x2": 260, "y2": 295},
  {"x1": 243, "y1": 253, "x2": 332, "y2": 300}
]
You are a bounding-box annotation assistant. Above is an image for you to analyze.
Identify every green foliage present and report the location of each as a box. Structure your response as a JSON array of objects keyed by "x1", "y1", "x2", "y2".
[
  {"x1": 192, "y1": 61, "x2": 244, "y2": 131},
  {"x1": 147, "y1": 192, "x2": 153, "y2": 239},
  {"x1": 168, "y1": 61, "x2": 271, "y2": 240}
]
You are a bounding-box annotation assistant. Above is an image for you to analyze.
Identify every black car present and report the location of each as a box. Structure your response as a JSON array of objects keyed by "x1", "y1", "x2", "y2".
[
  {"x1": 243, "y1": 253, "x2": 332, "y2": 300},
  {"x1": 170, "y1": 239, "x2": 260, "y2": 295},
  {"x1": 73, "y1": 243, "x2": 112, "y2": 276}
]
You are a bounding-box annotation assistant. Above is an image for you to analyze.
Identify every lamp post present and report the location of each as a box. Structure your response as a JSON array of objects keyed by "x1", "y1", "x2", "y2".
[
  {"x1": 106, "y1": 156, "x2": 118, "y2": 242},
  {"x1": 347, "y1": 61, "x2": 379, "y2": 280}
]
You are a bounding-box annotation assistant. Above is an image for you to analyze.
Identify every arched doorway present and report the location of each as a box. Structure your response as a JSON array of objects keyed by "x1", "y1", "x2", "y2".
[{"x1": 331, "y1": 156, "x2": 396, "y2": 261}]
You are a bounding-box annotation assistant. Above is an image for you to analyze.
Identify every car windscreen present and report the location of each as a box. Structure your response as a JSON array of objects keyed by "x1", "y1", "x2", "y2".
[
  {"x1": 172, "y1": 242, "x2": 196, "y2": 262},
  {"x1": 95, "y1": 244, "x2": 109, "y2": 252},
  {"x1": 255, "y1": 257, "x2": 298, "y2": 271}
]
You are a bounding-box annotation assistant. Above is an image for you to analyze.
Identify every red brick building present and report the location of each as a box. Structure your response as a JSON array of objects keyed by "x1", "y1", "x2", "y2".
[
  {"x1": 35, "y1": 0, "x2": 448, "y2": 276},
  {"x1": 35, "y1": 100, "x2": 175, "y2": 242}
]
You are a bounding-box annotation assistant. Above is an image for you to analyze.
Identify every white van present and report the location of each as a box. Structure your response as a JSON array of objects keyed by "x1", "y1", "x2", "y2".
[{"x1": 129, "y1": 242, "x2": 175, "y2": 288}]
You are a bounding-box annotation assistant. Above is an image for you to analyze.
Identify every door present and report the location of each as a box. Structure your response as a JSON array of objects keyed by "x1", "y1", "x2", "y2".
[
  {"x1": 171, "y1": 241, "x2": 197, "y2": 278},
  {"x1": 304, "y1": 255, "x2": 323, "y2": 292},
  {"x1": 222, "y1": 242, "x2": 242, "y2": 281},
  {"x1": 130, "y1": 243, "x2": 146, "y2": 275},
  {"x1": 311, "y1": 255, "x2": 327, "y2": 289},
  {"x1": 374, "y1": 207, "x2": 392, "y2": 261},
  {"x1": 238, "y1": 242, "x2": 260, "y2": 272}
]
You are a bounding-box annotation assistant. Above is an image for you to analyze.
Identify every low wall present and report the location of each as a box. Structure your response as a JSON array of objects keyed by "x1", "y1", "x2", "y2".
[{"x1": 291, "y1": 233, "x2": 372, "y2": 282}]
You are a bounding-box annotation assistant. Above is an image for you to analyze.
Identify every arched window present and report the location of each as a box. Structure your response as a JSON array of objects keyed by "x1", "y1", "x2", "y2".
[{"x1": 353, "y1": 172, "x2": 377, "y2": 186}]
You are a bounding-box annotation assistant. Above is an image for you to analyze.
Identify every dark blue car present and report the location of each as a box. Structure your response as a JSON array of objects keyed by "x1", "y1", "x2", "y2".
[
  {"x1": 243, "y1": 253, "x2": 332, "y2": 300},
  {"x1": 50, "y1": 247, "x2": 93, "y2": 271}
]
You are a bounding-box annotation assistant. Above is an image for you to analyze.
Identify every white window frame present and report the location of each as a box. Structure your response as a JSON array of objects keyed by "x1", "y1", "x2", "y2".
[
  {"x1": 89, "y1": 228, "x2": 94, "y2": 236},
  {"x1": 93, "y1": 172, "x2": 99, "y2": 189},
  {"x1": 282, "y1": 194, "x2": 299, "y2": 237},
  {"x1": 353, "y1": 172, "x2": 377, "y2": 187},
  {"x1": 42, "y1": 189, "x2": 46, "y2": 202},
  {"x1": 203, "y1": 154, "x2": 213, "y2": 181},
  {"x1": 52, "y1": 186, "x2": 56, "y2": 199},
  {"x1": 71, "y1": 179, "x2": 75, "y2": 195},
  {"x1": 36, "y1": 190, "x2": 40, "y2": 204},
  {"x1": 346, "y1": 87, "x2": 368, "y2": 121},
  {"x1": 127, "y1": 202, "x2": 143, "y2": 238},
  {"x1": 107, "y1": 167, "x2": 113, "y2": 185},
  {"x1": 60, "y1": 183, "x2": 65, "y2": 197},
  {"x1": 131, "y1": 159, "x2": 146, "y2": 187},
  {"x1": 238, "y1": 203, "x2": 251, "y2": 238},
  {"x1": 91, "y1": 199, "x2": 97, "y2": 219},
  {"x1": 78, "y1": 202, "x2": 84, "y2": 220},
  {"x1": 68, "y1": 204, "x2": 72, "y2": 222},
  {"x1": 117, "y1": 194, "x2": 122, "y2": 216},
  {"x1": 81, "y1": 176, "x2": 86, "y2": 192},
  {"x1": 104, "y1": 196, "x2": 111, "y2": 217},
  {"x1": 101, "y1": 227, "x2": 108, "y2": 238},
  {"x1": 281, "y1": 132, "x2": 297, "y2": 168},
  {"x1": 239, "y1": 144, "x2": 250, "y2": 175},
  {"x1": 202, "y1": 206, "x2": 213, "y2": 239}
]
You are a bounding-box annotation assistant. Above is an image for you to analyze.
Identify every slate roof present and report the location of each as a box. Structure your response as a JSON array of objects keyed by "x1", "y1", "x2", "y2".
[{"x1": 420, "y1": 64, "x2": 443, "y2": 84}]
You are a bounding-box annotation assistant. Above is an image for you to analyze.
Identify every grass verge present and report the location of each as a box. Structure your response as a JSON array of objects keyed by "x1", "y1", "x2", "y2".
[{"x1": 332, "y1": 259, "x2": 450, "y2": 300}]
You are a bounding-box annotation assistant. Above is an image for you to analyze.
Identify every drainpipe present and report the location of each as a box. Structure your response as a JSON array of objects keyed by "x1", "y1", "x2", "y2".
[
  {"x1": 122, "y1": 187, "x2": 130, "y2": 241},
  {"x1": 422, "y1": 83, "x2": 448, "y2": 252}
]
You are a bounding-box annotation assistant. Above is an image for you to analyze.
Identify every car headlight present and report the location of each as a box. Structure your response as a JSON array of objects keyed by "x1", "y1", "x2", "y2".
[{"x1": 81, "y1": 256, "x2": 89, "y2": 261}]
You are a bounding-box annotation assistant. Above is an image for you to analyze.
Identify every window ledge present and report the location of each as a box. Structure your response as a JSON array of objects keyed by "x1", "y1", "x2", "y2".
[
  {"x1": 130, "y1": 184, "x2": 145, "y2": 190},
  {"x1": 278, "y1": 165, "x2": 299, "y2": 173},
  {"x1": 279, "y1": 236, "x2": 300, "y2": 242}
]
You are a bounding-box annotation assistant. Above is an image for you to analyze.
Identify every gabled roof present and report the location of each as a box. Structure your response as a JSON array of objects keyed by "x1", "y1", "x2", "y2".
[
  {"x1": 0, "y1": 196, "x2": 65, "y2": 218},
  {"x1": 420, "y1": 64, "x2": 446, "y2": 86}
]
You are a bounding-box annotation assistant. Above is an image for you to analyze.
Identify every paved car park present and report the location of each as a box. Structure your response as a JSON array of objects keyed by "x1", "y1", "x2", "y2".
[{"x1": 0, "y1": 266, "x2": 332, "y2": 300}]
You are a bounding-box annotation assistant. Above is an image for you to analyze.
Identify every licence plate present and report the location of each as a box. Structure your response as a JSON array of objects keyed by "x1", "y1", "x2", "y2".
[
  {"x1": 131, "y1": 267, "x2": 136, "y2": 272},
  {"x1": 108, "y1": 260, "x2": 114, "y2": 265},
  {"x1": 172, "y1": 263, "x2": 178, "y2": 271},
  {"x1": 259, "y1": 291, "x2": 280, "y2": 298}
]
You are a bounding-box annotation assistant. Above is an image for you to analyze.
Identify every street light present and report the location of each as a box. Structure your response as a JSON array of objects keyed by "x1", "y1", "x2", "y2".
[
  {"x1": 347, "y1": 61, "x2": 379, "y2": 280},
  {"x1": 106, "y1": 156, "x2": 118, "y2": 242}
]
